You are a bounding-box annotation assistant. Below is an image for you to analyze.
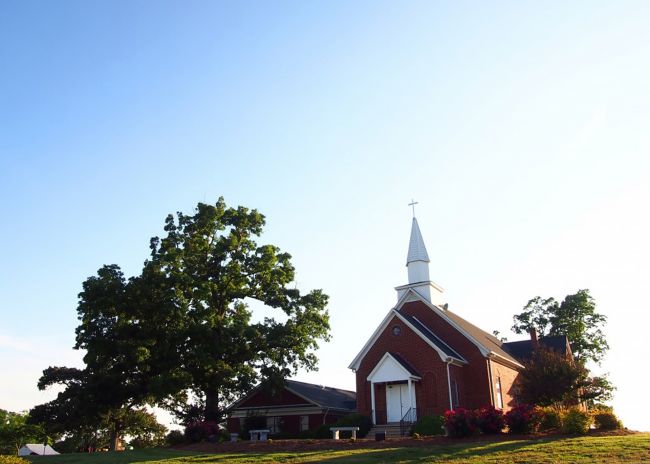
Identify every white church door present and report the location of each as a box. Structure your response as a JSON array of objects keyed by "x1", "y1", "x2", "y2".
[{"x1": 386, "y1": 383, "x2": 415, "y2": 422}]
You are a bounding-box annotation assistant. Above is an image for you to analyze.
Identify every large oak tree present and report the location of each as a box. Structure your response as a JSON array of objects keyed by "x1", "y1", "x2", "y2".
[
  {"x1": 32, "y1": 198, "x2": 331, "y2": 440},
  {"x1": 144, "y1": 198, "x2": 330, "y2": 421}
]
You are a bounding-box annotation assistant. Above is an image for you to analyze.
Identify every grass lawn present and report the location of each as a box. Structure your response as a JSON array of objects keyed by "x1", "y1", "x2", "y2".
[{"x1": 23, "y1": 433, "x2": 650, "y2": 463}]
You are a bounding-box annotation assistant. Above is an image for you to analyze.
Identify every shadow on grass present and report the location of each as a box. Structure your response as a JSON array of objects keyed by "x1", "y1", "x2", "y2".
[{"x1": 296, "y1": 436, "x2": 569, "y2": 463}]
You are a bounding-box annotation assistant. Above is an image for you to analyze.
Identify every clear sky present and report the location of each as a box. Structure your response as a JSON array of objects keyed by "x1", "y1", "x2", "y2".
[{"x1": 1, "y1": 1, "x2": 649, "y2": 431}]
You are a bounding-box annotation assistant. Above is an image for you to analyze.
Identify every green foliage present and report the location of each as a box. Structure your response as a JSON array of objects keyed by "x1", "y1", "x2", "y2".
[
  {"x1": 512, "y1": 290, "x2": 609, "y2": 365},
  {"x1": 312, "y1": 424, "x2": 334, "y2": 439},
  {"x1": 538, "y1": 407, "x2": 563, "y2": 431},
  {"x1": 518, "y1": 347, "x2": 614, "y2": 408},
  {"x1": 183, "y1": 421, "x2": 223, "y2": 443},
  {"x1": 144, "y1": 198, "x2": 331, "y2": 420},
  {"x1": 165, "y1": 430, "x2": 186, "y2": 447},
  {"x1": 518, "y1": 347, "x2": 586, "y2": 407},
  {"x1": 411, "y1": 415, "x2": 445, "y2": 436},
  {"x1": 0, "y1": 410, "x2": 47, "y2": 456},
  {"x1": 561, "y1": 408, "x2": 592, "y2": 434},
  {"x1": 30, "y1": 197, "x2": 330, "y2": 443},
  {"x1": 0, "y1": 456, "x2": 29, "y2": 464},
  {"x1": 593, "y1": 410, "x2": 623, "y2": 430}
]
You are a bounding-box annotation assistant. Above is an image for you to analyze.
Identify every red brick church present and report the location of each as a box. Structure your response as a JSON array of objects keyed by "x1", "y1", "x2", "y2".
[{"x1": 348, "y1": 216, "x2": 567, "y2": 426}]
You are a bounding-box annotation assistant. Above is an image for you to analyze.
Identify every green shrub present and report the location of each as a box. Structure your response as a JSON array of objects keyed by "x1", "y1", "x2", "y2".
[
  {"x1": 561, "y1": 408, "x2": 592, "y2": 434},
  {"x1": 312, "y1": 424, "x2": 333, "y2": 439},
  {"x1": 505, "y1": 404, "x2": 541, "y2": 434},
  {"x1": 412, "y1": 415, "x2": 445, "y2": 436},
  {"x1": 166, "y1": 430, "x2": 186, "y2": 446},
  {"x1": 539, "y1": 407, "x2": 563, "y2": 431},
  {"x1": 593, "y1": 410, "x2": 622, "y2": 430},
  {"x1": 0, "y1": 456, "x2": 29, "y2": 464},
  {"x1": 332, "y1": 414, "x2": 373, "y2": 438}
]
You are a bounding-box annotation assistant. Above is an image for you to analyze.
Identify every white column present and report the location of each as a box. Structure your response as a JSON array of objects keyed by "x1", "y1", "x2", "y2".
[
  {"x1": 370, "y1": 381, "x2": 376, "y2": 424},
  {"x1": 407, "y1": 378, "x2": 413, "y2": 412}
]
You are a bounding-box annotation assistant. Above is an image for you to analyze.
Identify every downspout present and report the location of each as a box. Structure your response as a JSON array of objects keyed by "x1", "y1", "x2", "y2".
[
  {"x1": 446, "y1": 359, "x2": 454, "y2": 411},
  {"x1": 487, "y1": 357, "x2": 495, "y2": 407},
  {"x1": 322, "y1": 407, "x2": 330, "y2": 425}
]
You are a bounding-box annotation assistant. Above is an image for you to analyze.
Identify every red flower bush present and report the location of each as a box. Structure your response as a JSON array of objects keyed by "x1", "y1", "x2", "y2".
[
  {"x1": 476, "y1": 406, "x2": 505, "y2": 434},
  {"x1": 444, "y1": 408, "x2": 478, "y2": 438},
  {"x1": 504, "y1": 404, "x2": 541, "y2": 434}
]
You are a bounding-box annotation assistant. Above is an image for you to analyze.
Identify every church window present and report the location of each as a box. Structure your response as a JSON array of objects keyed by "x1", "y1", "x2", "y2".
[
  {"x1": 266, "y1": 416, "x2": 281, "y2": 434},
  {"x1": 391, "y1": 325, "x2": 402, "y2": 336},
  {"x1": 496, "y1": 377, "x2": 503, "y2": 409},
  {"x1": 300, "y1": 415, "x2": 309, "y2": 431}
]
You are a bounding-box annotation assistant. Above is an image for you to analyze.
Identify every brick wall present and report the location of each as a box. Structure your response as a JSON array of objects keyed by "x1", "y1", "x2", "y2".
[
  {"x1": 356, "y1": 301, "x2": 498, "y2": 420},
  {"x1": 488, "y1": 359, "x2": 520, "y2": 411}
]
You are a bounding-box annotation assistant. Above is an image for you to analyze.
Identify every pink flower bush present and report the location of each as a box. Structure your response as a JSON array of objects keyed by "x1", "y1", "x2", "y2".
[
  {"x1": 504, "y1": 404, "x2": 541, "y2": 434},
  {"x1": 476, "y1": 406, "x2": 505, "y2": 434},
  {"x1": 444, "y1": 408, "x2": 478, "y2": 438}
]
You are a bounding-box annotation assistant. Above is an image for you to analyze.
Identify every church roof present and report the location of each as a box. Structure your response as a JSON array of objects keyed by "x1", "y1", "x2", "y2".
[
  {"x1": 502, "y1": 335, "x2": 570, "y2": 362},
  {"x1": 397, "y1": 311, "x2": 465, "y2": 361},
  {"x1": 442, "y1": 309, "x2": 523, "y2": 366},
  {"x1": 407, "y1": 217, "x2": 430, "y2": 264},
  {"x1": 285, "y1": 380, "x2": 357, "y2": 411}
]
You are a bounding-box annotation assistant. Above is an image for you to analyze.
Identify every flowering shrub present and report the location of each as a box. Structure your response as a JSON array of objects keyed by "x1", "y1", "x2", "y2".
[
  {"x1": 0, "y1": 457, "x2": 29, "y2": 464},
  {"x1": 561, "y1": 408, "x2": 592, "y2": 434},
  {"x1": 593, "y1": 410, "x2": 622, "y2": 430},
  {"x1": 184, "y1": 420, "x2": 222, "y2": 443},
  {"x1": 505, "y1": 404, "x2": 541, "y2": 434},
  {"x1": 476, "y1": 406, "x2": 505, "y2": 434},
  {"x1": 538, "y1": 407, "x2": 563, "y2": 431},
  {"x1": 444, "y1": 408, "x2": 478, "y2": 438}
]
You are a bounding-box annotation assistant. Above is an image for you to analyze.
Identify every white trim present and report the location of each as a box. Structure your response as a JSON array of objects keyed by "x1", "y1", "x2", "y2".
[
  {"x1": 230, "y1": 407, "x2": 324, "y2": 418},
  {"x1": 349, "y1": 289, "x2": 469, "y2": 371},
  {"x1": 366, "y1": 352, "x2": 421, "y2": 382},
  {"x1": 348, "y1": 309, "x2": 397, "y2": 370},
  {"x1": 488, "y1": 352, "x2": 524, "y2": 370}
]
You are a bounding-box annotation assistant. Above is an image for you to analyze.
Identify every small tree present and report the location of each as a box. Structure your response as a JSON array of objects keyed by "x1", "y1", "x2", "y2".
[
  {"x1": 512, "y1": 290, "x2": 609, "y2": 365},
  {"x1": 0, "y1": 410, "x2": 46, "y2": 456},
  {"x1": 517, "y1": 346, "x2": 613, "y2": 408}
]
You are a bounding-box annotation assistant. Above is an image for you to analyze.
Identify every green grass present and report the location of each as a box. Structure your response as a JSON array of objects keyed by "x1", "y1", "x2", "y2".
[{"x1": 23, "y1": 433, "x2": 650, "y2": 464}]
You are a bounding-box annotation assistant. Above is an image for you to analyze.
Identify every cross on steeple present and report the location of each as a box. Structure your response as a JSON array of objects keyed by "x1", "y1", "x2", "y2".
[{"x1": 408, "y1": 199, "x2": 418, "y2": 218}]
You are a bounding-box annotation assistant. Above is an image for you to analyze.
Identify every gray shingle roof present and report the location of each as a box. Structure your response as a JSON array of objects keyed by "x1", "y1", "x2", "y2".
[
  {"x1": 502, "y1": 335, "x2": 569, "y2": 363},
  {"x1": 286, "y1": 380, "x2": 356, "y2": 411},
  {"x1": 398, "y1": 311, "x2": 466, "y2": 361},
  {"x1": 443, "y1": 308, "x2": 523, "y2": 366}
]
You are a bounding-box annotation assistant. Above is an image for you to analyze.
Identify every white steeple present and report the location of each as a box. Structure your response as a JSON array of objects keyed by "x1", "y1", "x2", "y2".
[
  {"x1": 395, "y1": 213, "x2": 445, "y2": 306},
  {"x1": 406, "y1": 217, "x2": 430, "y2": 284}
]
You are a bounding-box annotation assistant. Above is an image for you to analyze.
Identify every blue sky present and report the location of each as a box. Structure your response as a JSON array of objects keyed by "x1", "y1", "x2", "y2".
[{"x1": 1, "y1": 1, "x2": 649, "y2": 430}]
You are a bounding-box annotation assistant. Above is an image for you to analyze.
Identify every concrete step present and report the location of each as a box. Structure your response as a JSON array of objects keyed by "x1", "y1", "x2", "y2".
[{"x1": 367, "y1": 423, "x2": 406, "y2": 438}]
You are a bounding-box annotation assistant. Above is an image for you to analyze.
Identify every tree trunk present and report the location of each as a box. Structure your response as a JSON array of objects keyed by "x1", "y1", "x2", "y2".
[
  {"x1": 109, "y1": 419, "x2": 122, "y2": 451},
  {"x1": 204, "y1": 391, "x2": 219, "y2": 422}
]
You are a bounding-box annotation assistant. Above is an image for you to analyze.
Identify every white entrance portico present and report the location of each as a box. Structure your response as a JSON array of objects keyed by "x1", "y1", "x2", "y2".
[{"x1": 367, "y1": 352, "x2": 419, "y2": 424}]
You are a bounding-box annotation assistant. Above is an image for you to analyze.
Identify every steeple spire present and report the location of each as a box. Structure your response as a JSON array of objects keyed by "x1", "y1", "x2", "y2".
[
  {"x1": 395, "y1": 206, "x2": 446, "y2": 306},
  {"x1": 406, "y1": 217, "x2": 430, "y2": 266}
]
